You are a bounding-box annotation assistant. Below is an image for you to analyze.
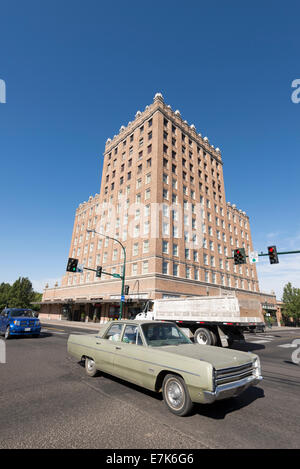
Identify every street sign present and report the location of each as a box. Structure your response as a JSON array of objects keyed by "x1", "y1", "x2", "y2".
[
  {"x1": 249, "y1": 250, "x2": 259, "y2": 264},
  {"x1": 121, "y1": 295, "x2": 125, "y2": 302}
]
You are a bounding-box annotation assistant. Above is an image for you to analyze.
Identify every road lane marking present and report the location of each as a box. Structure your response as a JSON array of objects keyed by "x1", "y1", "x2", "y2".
[
  {"x1": 278, "y1": 344, "x2": 298, "y2": 348},
  {"x1": 247, "y1": 339, "x2": 272, "y2": 344}
]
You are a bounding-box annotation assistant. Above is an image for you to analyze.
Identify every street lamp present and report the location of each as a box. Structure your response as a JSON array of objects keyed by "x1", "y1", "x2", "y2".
[{"x1": 87, "y1": 229, "x2": 126, "y2": 320}]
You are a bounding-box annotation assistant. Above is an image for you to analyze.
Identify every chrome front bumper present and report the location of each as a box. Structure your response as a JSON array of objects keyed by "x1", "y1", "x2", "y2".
[{"x1": 202, "y1": 375, "x2": 263, "y2": 404}]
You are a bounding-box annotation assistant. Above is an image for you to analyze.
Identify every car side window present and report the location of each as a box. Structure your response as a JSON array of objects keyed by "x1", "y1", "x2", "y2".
[
  {"x1": 122, "y1": 325, "x2": 143, "y2": 345},
  {"x1": 105, "y1": 323, "x2": 123, "y2": 342}
]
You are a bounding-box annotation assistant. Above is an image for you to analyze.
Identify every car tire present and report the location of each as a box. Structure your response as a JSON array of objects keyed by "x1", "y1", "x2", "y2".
[
  {"x1": 194, "y1": 328, "x2": 215, "y2": 346},
  {"x1": 4, "y1": 327, "x2": 11, "y2": 340},
  {"x1": 85, "y1": 357, "x2": 99, "y2": 377},
  {"x1": 162, "y1": 374, "x2": 194, "y2": 417}
]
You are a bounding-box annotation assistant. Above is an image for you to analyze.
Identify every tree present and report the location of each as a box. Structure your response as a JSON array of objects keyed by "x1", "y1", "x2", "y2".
[
  {"x1": 31, "y1": 292, "x2": 42, "y2": 311},
  {"x1": 0, "y1": 282, "x2": 12, "y2": 309},
  {"x1": 282, "y1": 282, "x2": 300, "y2": 325},
  {"x1": 7, "y1": 277, "x2": 36, "y2": 309},
  {"x1": 0, "y1": 277, "x2": 42, "y2": 311}
]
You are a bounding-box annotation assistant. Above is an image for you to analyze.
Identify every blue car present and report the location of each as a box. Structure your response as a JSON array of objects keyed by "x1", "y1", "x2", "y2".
[{"x1": 0, "y1": 308, "x2": 41, "y2": 339}]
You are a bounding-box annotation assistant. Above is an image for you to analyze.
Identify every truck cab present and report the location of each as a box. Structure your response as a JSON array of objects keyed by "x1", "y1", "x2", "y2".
[{"x1": 0, "y1": 308, "x2": 41, "y2": 339}]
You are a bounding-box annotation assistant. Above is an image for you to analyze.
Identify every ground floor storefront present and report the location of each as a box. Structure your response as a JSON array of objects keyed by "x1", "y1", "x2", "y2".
[{"x1": 39, "y1": 299, "x2": 148, "y2": 323}]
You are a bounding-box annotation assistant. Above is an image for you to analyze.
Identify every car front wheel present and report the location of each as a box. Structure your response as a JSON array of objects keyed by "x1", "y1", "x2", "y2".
[
  {"x1": 85, "y1": 357, "x2": 99, "y2": 377},
  {"x1": 162, "y1": 374, "x2": 193, "y2": 416}
]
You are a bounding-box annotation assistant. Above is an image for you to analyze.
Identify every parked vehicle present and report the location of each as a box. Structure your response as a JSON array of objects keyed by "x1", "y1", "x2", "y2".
[
  {"x1": 67, "y1": 319, "x2": 262, "y2": 416},
  {"x1": 0, "y1": 308, "x2": 41, "y2": 339},
  {"x1": 135, "y1": 295, "x2": 265, "y2": 347}
]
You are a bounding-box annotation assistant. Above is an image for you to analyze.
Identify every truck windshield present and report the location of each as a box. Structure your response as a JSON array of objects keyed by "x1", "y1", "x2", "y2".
[
  {"x1": 142, "y1": 323, "x2": 191, "y2": 347},
  {"x1": 10, "y1": 310, "x2": 33, "y2": 317}
]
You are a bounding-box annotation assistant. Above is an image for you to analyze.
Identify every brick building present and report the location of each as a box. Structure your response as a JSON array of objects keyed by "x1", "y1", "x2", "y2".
[{"x1": 40, "y1": 93, "x2": 277, "y2": 323}]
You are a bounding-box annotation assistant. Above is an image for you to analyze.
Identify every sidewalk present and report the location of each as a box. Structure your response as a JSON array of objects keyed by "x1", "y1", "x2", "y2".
[{"x1": 40, "y1": 318, "x2": 103, "y2": 330}]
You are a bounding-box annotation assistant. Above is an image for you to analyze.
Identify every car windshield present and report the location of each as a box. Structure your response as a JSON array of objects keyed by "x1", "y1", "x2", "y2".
[
  {"x1": 142, "y1": 323, "x2": 192, "y2": 347},
  {"x1": 10, "y1": 310, "x2": 33, "y2": 317}
]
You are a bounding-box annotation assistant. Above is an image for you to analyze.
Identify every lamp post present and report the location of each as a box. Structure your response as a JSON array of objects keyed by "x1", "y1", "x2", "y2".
[{"x1": 87, "y1": 229, "x2": 126, "y2": 320}]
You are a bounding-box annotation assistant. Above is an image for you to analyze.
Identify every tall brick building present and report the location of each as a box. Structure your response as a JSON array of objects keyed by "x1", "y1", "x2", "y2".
[{"x1": 41, "y1": 93, "x2": 277, "y2": 323}]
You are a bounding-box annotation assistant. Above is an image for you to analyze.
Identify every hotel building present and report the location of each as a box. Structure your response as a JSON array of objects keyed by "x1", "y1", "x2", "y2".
[{"x1": 40, "y1": 93, "x2": 277, "y2": 322}]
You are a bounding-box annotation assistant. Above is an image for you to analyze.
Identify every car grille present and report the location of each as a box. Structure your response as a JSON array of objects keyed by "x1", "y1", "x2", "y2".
[
  {"x1": 215, "y1": 362, "x2": 254, "y2": 386},
  {"x1": 20, "y1": 320, "x2": 36, "y2": 327}
]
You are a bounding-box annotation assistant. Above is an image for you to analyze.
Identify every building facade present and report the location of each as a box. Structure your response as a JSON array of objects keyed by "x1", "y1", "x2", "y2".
[{"x1": 41, "y1": 93, "x2": 277, "y2": 323}]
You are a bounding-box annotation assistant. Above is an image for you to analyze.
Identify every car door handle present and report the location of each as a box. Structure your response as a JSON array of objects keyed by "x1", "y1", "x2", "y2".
[{"x1": 115, "y1": 346, "x2": 122, "y2": 350}]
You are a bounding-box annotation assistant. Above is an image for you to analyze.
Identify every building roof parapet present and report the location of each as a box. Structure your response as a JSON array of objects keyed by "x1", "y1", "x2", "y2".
[
  {"x1": 104, "y1": 93, "x2": 222, "y2": 163},
  {"x1": 226, "y1": 202, "x2": 249, "y2": 218},
  {"x1": 75, "y1": 193, "x2": 100, "y2": 213}
]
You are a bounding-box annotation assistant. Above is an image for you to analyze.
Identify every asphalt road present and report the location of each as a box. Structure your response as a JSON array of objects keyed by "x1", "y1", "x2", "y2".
[{"x1": 0, "y1": 325, "x2": 299, "y2": 449}]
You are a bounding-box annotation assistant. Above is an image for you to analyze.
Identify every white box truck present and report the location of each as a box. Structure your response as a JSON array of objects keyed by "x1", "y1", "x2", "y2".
[{"x1": 135, "y1": 295, "x2": 265, "y2": 347}]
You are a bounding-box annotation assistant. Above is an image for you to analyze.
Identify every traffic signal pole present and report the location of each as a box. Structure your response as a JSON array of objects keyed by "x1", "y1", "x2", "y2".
[
  {"x1": 86, "y1": 230, "x2": 126, "y2": 320},
  {"x1": 227, "y1": 249, "x2": 300, "y2": 260}
]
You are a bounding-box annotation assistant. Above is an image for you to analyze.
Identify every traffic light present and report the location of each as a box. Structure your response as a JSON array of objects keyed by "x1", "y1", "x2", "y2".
[
  {"x1": 96, "y1": 266, "x2": 102, "y2": 278},
  {"x1": 66, "y1": 258, "x2": 79, "y2": 272},
  {"x1": 233, "y1": 248, "x2": 246, "y2": 265},
  {"x1": 124, "y1": 285, "x2": 130, "y2": 295},
  {"x1": 268, "y1": 246, "x2": 279, "y2": 264}
]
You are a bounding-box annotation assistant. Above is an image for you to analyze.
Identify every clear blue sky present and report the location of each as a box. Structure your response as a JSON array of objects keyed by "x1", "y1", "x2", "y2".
[{"x1": 0, "y1": 0, "x2": 299, "y2": 298}]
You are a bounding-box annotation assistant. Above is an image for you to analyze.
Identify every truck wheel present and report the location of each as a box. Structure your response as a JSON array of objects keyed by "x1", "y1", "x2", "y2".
[
  {"x1": 194, "y1": 328, "x2": 215, "y2": 346},
  {"x1": 85, "y1": 357, "x2": 99, "y2": 377},
  {"x1": 162, "y1": 374, "x2": 194, "y2": 416},
  {"x1": 4, "y1": 327, "x2": 11, "y2": 340}
]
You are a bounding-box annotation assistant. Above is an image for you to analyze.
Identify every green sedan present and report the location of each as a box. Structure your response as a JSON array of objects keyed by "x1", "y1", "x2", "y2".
[{"x1": 67, "y1": 320, "x2": 262, "y2": 416}]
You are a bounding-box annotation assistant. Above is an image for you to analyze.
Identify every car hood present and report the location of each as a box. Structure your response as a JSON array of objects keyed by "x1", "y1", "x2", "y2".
[
  {"x1": 10, "y1": 317, "x2": 37, "y2": 321},
  {"x1": 156, "y1": 343, "x2": 255, "y2": 370}
]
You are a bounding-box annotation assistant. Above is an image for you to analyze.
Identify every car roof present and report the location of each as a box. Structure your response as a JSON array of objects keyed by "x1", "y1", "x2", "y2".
[{"x1": 108, "y1": 320, "x2": 172, "y2": 326}]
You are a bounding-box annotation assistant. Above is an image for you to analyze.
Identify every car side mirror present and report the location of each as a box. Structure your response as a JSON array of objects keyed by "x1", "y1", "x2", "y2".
[{"x1": 33, "y1": 312, "x2": 39, "y2": 318}]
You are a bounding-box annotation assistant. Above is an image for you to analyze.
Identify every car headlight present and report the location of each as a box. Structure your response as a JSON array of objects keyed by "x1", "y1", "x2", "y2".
[
  {"x1": 13, "y1": 320, "x2": 20, "y2": 326},
  {"x1": 253, "y1": 357, "x2": 261, "y2": 378},
  {"x1": 212, "y1": 367, "x2": 217, "y2": 392}
]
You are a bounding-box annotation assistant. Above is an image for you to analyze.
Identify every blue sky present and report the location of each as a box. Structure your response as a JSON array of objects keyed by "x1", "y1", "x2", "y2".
[{"x1": 0, "y1": 0, "x2": 299, "y2": 298}]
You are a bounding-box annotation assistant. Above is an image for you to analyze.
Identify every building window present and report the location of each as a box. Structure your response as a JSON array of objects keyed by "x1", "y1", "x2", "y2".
[
  {"x1": 143, "y1": 240, "x2": 149, "y2": 253},
  {"x1": 132, "y1": 263, "x2": 138, "y2": 276},
  {"x1": 143, "y1": 261, "x2": 149, "y2": 274},
  {"x1": 162, "y1": 240, "x2": 169, "y2": 253},
  {"x1": 162, "y1": 261, "x2": 168, "y2": 275},
  {"x1": 133, "y1": 243, "x2": 139, "y2": 256},
  {"x1": 173, "y1": 263, "x2": 179, "y2": 276}
]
